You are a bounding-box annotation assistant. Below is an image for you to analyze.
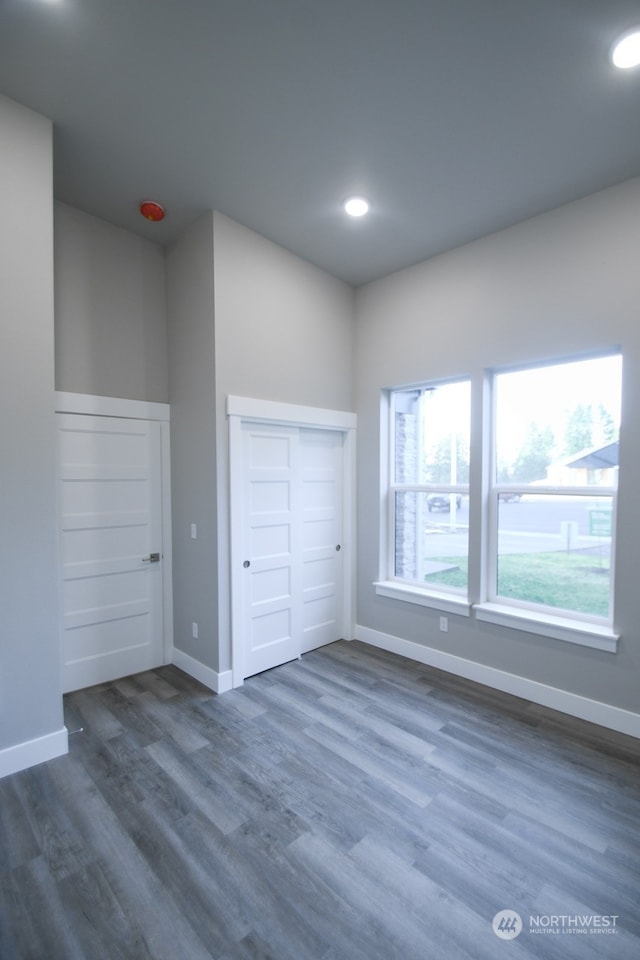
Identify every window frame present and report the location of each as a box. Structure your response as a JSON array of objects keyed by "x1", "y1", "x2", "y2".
[
  {"x1": 376, "y1": 378, "x2": 473, "y2": 616},
  {"x1": 376, "y1": 352, "x2": 621, "y2": 652},
  {"x1": 476, "y1": 354, "x2": 621, "y2": 650},
  {"x1": 487, "y1": 485, "x2": 618, "y2": 619}
]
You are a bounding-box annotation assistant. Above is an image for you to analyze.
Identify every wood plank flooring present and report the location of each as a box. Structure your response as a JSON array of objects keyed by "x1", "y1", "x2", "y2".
[{"x1": 1, "y1": 640, "x2": 639, "y2": 959}]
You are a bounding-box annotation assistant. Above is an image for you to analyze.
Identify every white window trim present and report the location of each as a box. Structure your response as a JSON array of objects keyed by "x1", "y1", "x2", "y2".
[
  {"x1": 378, "y1": 355, "x2": 622, "y2": 652},
  {"x1": 384, "y1": 381, "x2": 471, "y2": 608},
  {"x1": 488, "y1": 354, "x2": 618, "y2": 639},
  {"x1": 474, "y1": 602, "x2": 619, "y2": 653},
  {"x1": 374, "y1": 580, "x2": 472, "y2": 616}
]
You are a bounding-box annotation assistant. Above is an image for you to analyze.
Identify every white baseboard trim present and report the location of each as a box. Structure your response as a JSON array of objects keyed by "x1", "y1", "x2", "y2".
[
  {"x1": 355, "y1": 625, "x2": 640, "y2": 740},
  {"x1": 0, "y1": 726, "x2": 69, "y2": 780},
  {"x1": 171, "y1": 648, "x2": 233, "y2": 695}
]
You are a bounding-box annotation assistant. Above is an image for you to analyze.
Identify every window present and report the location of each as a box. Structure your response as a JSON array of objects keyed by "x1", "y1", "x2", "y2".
[
  {"x1": 383, "y1": 379, "x2": 471, "y2": 610},
  {"x1": 378, "y1": 352, "x2": 622, "y2": 648},
  {"x1": 489, "y1": 353, "x2": 621, "y2": 627}
]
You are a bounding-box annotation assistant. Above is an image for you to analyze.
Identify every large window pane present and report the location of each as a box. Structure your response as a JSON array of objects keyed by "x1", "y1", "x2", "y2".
[
  {"x1": 495, "y1": 354, "x2": 621, "y2": 487},
  {"x1": 496, "y1": 493, "x2": 614, "y2": 617},
  {"x1": 493, "y1": 354, "x2": 621, "y2": 622},
  {"x1": 393, "y1": 381, "x2": 471, "y2": 485},
  {"x1": 391, "y1": 379, "x2": 470, "y2": 596},
  {"x1": 394, "y1": 491, "x2": 469, "y2": 592}
]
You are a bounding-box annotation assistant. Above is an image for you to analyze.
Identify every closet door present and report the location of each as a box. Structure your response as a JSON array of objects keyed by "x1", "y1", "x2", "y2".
[
  {"x1": 238, "y1": 422, "x2": 344, "y2": 679},
  {"x1": 240, "y1": 422, "x2": 302, "y2": 679},
  {"x1": 300, "y1": 428, "x2": 344, "y2": 654}
]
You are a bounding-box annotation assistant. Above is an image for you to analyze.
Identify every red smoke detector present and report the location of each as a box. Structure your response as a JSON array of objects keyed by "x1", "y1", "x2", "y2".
[{"x1": 139, "y1": 200, "x2": 165, "y2": 222}]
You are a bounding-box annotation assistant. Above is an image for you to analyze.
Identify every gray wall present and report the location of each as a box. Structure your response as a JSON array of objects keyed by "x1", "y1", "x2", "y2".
[
  {"x1": 0, "y1": 95, "x2": 64, "y2": 753},
  {"x1": 213, "y1": 212, "x2": 355, "y2": 412},
  {"x1": 166, "y1": 211, "x2": 354, "y2": 675},
  {"x1": 355, "y1": 177, "x2": 640, "y2": 714},
  {"x1": 212, "y1": 212, "x2": 355, "y2": 672},
  {"x1": 55, "y1": 202, "x2": 168, "y2": 403},
  {"x1": 166, "y1": 213, "x2": 219, "y2": 669},
  {"x1": 53, "y1": 202, "x2": 355, "y2": 681},
  {"x1": 6, "y1": 86, "x2": 634, "y2": 744}
]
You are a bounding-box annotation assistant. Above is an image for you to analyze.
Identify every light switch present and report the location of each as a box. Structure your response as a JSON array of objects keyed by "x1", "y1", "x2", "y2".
[{"x1": 190, "y1": 523, "x2": 197, "y2": 539}]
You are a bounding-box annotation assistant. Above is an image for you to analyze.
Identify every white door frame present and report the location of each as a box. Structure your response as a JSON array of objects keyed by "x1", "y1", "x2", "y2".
[
  {"x1": 227, "y1": 396, "x2": 356, "y2": 689},
  {"x1": 54, "y1": 391, "x2": 173, "y2": 666}
]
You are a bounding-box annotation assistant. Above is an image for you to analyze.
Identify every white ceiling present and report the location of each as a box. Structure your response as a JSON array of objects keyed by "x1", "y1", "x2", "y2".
[{"x1": 2, "y1": 0, "x2": 640, "y2": 286}]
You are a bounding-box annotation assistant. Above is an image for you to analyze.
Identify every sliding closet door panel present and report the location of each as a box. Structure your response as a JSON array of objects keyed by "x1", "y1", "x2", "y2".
[
  {"x1": 241, "y1": 423, "x2": 301, "y2": 678},
  {"x1": 300, "y1": 428, "x2": 344, "y2": 654},
  {"x1": 236, "y1": 419, "x2": 346, "y2": 679}
]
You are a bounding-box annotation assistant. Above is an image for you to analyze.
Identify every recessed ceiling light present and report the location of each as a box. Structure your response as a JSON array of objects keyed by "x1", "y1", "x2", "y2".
[
  {"x1": 611, "y1": 28, "x2": 640, "y2": 69},
  {"x1": 344, "y1": 196, "x2": 369, "y2": 218}
]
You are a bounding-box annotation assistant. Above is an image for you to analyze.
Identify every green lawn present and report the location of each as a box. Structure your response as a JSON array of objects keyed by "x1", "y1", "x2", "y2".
[{"x1": 425, "y1": 550, "x2": 610, "y2": 618}]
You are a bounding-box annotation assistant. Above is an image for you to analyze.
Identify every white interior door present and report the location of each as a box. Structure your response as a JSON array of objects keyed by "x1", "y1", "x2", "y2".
[
  {"x1": 241, "y1": 422, "x2": 301, "y2": 678},
  {"x1": 57, "y1": 413, "x2": 165, "y2": 692},
  {"x1": 300, "y1": 428, "x2": 344, "y2": 654},
  {"x1": 239, "y1": 421, "x2": 344, "y2": 679}
]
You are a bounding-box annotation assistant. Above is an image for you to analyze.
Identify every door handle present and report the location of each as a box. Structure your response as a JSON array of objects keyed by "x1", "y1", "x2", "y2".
[{"x1": 142, "y1": 552, "x2": 161, "y2": 563}]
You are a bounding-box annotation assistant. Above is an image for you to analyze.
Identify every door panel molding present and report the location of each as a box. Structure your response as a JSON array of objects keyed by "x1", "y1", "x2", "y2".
[
  {"x1": 228, "y1": 396, "x2": 356, "y2": 688},
  {"x1": 56, "y1": 391, "x2": 169, "y2": 423},
  {"x1": 227, "y1": 395, "x2": 356, "y2": 431}
]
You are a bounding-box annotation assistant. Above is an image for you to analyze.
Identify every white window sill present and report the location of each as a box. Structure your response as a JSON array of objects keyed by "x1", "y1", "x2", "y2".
[
  {"x1": 474, "y1": 603, "x2": 619, "y2": 653},
  {"x1": 372, "y1": 584, "x2": 618, "y2": 652},
  {"x1": 374, "y1": 581, "x2": 472, "y2": 617}
]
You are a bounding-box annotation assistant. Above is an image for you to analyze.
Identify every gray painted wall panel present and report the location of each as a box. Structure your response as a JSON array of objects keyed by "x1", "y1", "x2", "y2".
[
  {"x1": 166, "y1": 213, "x2": 218, "y2": 670},
  {"x1": 213, "y1": 212, "x2": 355, "y2": 672},
  {"x1": 5, "y1": 86, "x2": 634, "y2": 742},
  {"x1": 355, "y1": 178, "x2": 640, "y2": 714},
  {"x1": 54, "y1": 202, "x2": 168, "y2": 403},
  {"x1": 0, "y1": 95, "x2": 63, "y2": 751}
]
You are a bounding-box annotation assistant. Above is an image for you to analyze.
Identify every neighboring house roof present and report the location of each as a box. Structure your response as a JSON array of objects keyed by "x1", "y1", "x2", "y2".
[{"x1": 565, "y1": 441, "x2": 619, "y2": 470}]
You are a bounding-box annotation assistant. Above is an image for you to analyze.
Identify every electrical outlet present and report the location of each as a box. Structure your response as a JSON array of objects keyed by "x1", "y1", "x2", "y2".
[
  {"x1": 439, "y1": 616, "x2": 448, "y2": 632},
  {"x1": 192, "y1": 621, "x2": 198, "y2": 639}
]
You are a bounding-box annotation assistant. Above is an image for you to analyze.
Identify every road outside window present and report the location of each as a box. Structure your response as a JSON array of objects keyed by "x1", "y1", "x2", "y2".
[{"x1": 492, "y1": 354, "x2": 621, "y2": 623}]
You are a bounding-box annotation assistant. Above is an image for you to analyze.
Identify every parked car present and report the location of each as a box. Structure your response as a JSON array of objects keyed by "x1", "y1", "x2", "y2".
[
  {"x1": 498, "y1": 492, "x2": 522, "y2": 502},
  {"x1": 427, "y1": 494, "x2": 462, "y2": 512}
]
